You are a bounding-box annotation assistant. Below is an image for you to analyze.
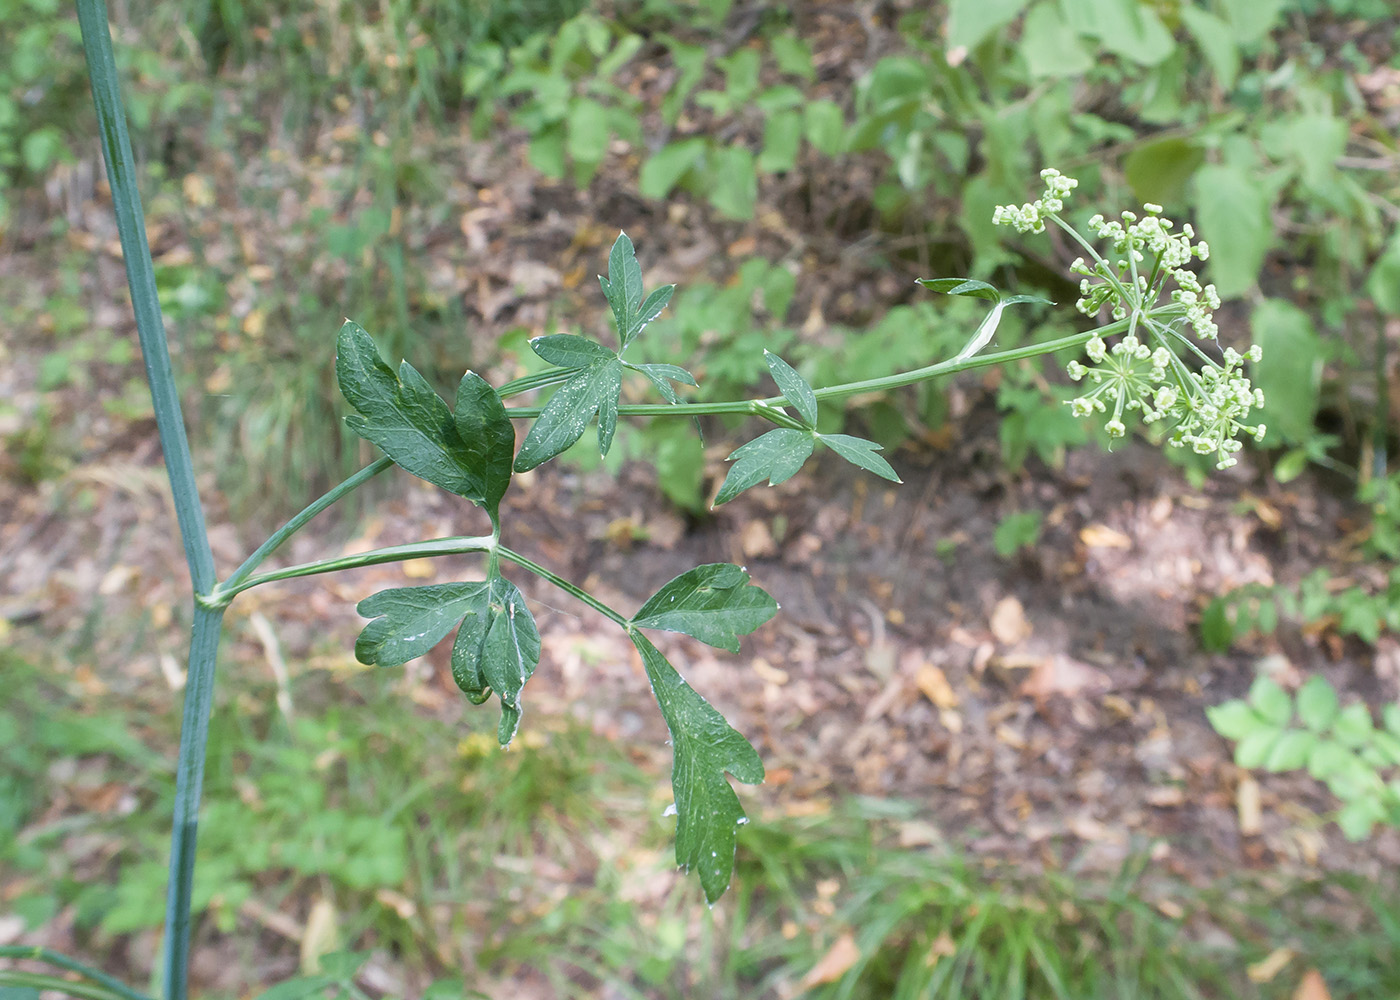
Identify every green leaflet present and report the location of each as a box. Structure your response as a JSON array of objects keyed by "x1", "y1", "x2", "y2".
[
  {"x1": 916, "y1": 278, "x2": 1052, "y2": 361},
  {"x1": 530, "y1": 333, "x2": 615, "y2": 369},
  {"x1": 818, "y1": 433, "x2": 902, "y2": 483},
  {"x1": 627, "y1": 362, "x2": 697, "y2": 404},
  {"x1": 354, "y1": 582, "x2": 489, "y2": 668},
  {"x1": 631, "y1": 563, "x2": 778, "y2": 653},
  {"x1": 599, "y1": 232, "x2": 676, "y2": 349},
  {"x1": 763, "y1": 350, "x2": 817, "y2": 427},
  {"x1": 451, "y1": 577, "x2": 541, "y2": 746},
  {"x1": 353, "y1": 578, "x2": 540, "y2": 746},
  {"x1": 513, "y1": 357, "x2": 624, "y2": 471},
  {"x1": 714, "y1": 428, "x2": 814, "y2": 505},
  {"x1": 454, "y1": 371, "x2": 514, "y2": 522},
  {"x1": 631, "y1": 632, "x2": 764, "y2": 903},
  {"x1": 337, "y1": 321, "x2": 491, "y2": 501}
]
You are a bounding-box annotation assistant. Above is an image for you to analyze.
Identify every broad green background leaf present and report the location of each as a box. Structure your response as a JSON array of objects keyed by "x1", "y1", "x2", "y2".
[
  {"x1": 946, "y1": 0, "x2": 1031, "y2": 50},
  {"x1": 336, "y1": 321, "x2": 485, "y2": 501},
  {"x1": 1020, "y1": 1, "x2": 1091, "y2": 79},
  {"x1": 709, "y1": 146, "x2": 757, "y2": 220},
  {"x1": 1250, "y1": 298, "x2": 1322, "y2": 446},
  {"x1": 771, "y1": 34, "x2": 815, "y2": 81},
  {"x1": 804, "y1": 100, "x2": 846, "y2": 157},
  {"x1": 1249, "y1": 675, "x2": 1293, "y2": 727},
  {"x1": 1124, "y1": 136, "x2": 1204, "y2": 207},
  {"x1": 454, "y1": 371, "x2": 514, "y2": 519},
  {"x1": 1180, "y1": 6, "x2": 1240, "y2": 90},
  {"x1": 1365, "y1": 229, "x2": 1400, "y2": 316},
  {"x1": 354, "y1": 582, "x2": 488, "y2": 666},
  {"x1": 531, "y1": 334, "x2": 615, "y2": 368},
  {"x1": 631, "y1": 563, "x2": 778, "y2": 653},
  {"x1": 1193, "y1": 163, "x2": 1273, "y2": 300},
  {"x1": 514, "y1": 359, "x2": 624, "y2": 471},
  {"x1": 639, "y1": 139, "x2": 706, "y2": 199},
  {"x1": 1219, "y1": 0, "x2": 1287, "y2": 44},
  {"x1": 632, "y1": 632, "x2": 763, "y2": 902},
  {"x1": 1083, "y1": 0, "x2": 1173, "y2": 65},
  {"x1": 451, "y1": 577, "x2": 541, "y2": 746},
  {"x1": 566, "y1": 96, "x2": 609, "y2": 184},
  {"x1": 1297, "y1": 676, "x2": 1339, "y2": 731},
  {"x1": 819, "y1": 433, "x2": 901, "y2": 483},
  {"x1": 1207, "y1": 699, "x2": 1263, "y2": 741},
  {"x1": 758, "y1": 110, "x2": 802, "y2": 173},
  {"x1": 764, "y1": 351, "x2": 818, "y2": 426},
  {"x1": 715, "y1": 428, "x2": 815, "y2": 505}
]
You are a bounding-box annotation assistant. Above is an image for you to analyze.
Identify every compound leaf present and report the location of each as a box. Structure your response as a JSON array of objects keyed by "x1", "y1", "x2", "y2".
[
  {"x1": 632, "y1": 632, "x2": 764, "y2": 902},
  {"x1": 714, "y1": 428, "x2": 814, "y2": 505},
  {"x1": 454, "y1": 371, "x2": 515, "y2": 521},
  {"x1": 451, "y1": 577, "x2": 541, "y2": 746},
  {"x1": 764, "y1": 350, "x2": 818, "y2": 426},
  {"x1": 530, "y1": 334, "x2": 615, "y2": 369},
  {"x1": 514, "y1": 358, "x2": 624, "y2": 471},
  {"x1": 819, "y1": 433, "x2": 901, "y2": 483},
  {"x1": 632, "y1": 563, "x2": 778, "y2": 653},
  {"x1": 354, "y1": 582, "x2": 489, "y2": 667},
  {"x1": 337, "y1": 320, "x2": 486, "y2": 500}
]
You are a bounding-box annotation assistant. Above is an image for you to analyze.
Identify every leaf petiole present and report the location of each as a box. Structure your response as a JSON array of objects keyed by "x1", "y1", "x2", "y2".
[
  {"x1": 203, "y1": 534, "x2": 497, "y2": 607},
  {"x1": 503, "y1": 327, "x2": 1113, "y2": 421},
  {"x1": 497, "y1": 545, "x2": 630, "y2": 628},
  {"x1": 221, "y1": 456, "x2": 396, "y2": 596}
]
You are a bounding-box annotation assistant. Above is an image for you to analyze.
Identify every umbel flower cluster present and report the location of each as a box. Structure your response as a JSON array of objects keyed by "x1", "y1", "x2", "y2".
[{"x1": 994, "y1": 169, "x2": 1266, "y2": 469}]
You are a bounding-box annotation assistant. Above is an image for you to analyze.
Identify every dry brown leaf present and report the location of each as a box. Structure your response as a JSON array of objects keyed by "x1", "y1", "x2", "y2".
[
  {"x1": 742, "y1": 519, "x2": 777, "y2": 557},
  {"x1": 1292, "y1": 969, "x2": 1331, "y2": 1000},
  {"x1": 300, "y1": 897, "x2": 341, "y2": 974},
  {"x1": 800, "y1": 932, "x2": 861, "y2": 988},
  {"x1": 1237, "y1": 775, "x2": 1262, "y2": 836},
  {"x1": 1080, "y1": 524, "x2": 1132, "y2": 549},
  {"x1": 926, "y1": 931, "x2": 956, "y2": 968},
  {"x1": 752, "y1": 657, "x2": 790, "y2": 685},
  {"x1": 915, "y1": 663, "x2": 959, "y2": 708},
  {"x1": 989, "y1": 596, "x2": 1032, "y2": 645},
  {"x1": 401, "y1": 558, "x2": 436, "y2": 579},
  {"x1": 1018, "y1": 654, "x2": 1111, "y2": 700},
  {"x1": 1248, "y1": 947, "x2": 1295, "y2": 984}
]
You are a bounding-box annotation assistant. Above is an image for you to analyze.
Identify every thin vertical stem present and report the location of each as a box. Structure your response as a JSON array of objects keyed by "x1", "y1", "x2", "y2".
[
  {"x1": 161, "y1": 606, "x2": 225, "y2": 1000},
  {"x1": 77, "y1": 0, "x2": 216, "y2": 594},
  {"x1": 77, "y1": 4, "x2": 222, "y2": 998}
]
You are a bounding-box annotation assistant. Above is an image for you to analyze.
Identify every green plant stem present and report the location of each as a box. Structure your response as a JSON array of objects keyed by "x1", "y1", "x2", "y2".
[
  {"x1": 77, "y1": 0, "x2": 215, "y2": 596},
  {"x1": 161, "y1": 605, "x2": 225, "y2": 1000},
  {"x1": 78, "y1": 4, "x2": 225, "y2": 998},
  {"x1": 222, "y1": 456, "x2": 395, "y2": 594},
  {"x1": 0, "y1": 947, "x2": 155, "y2": 1000},
  {"x1": 497, "y1": 545, "x2": 629, "y2": 628},
  {"x1": 502, "y1": 328, "x2": 1109, "y2": 420},
  {"x1": 205, "y1": 535, "x2": 497, "y2": 605}
]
